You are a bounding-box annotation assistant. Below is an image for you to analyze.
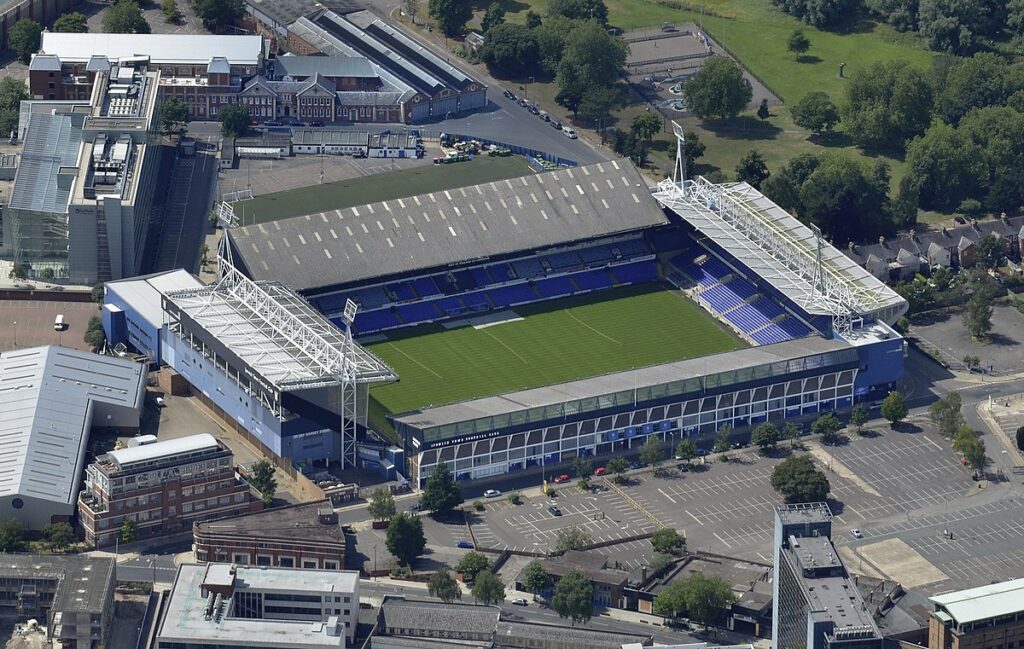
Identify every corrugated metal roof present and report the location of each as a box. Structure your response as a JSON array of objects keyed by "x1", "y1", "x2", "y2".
[
  {"x1": 40, "y1": 33, "x2": 264, "y2": 66},
  {"x1": 0, "y1": 346, "x2": 145, "y2": 506},
  {"x1": 107, "y1": 433, "x2": 219, "y2": 468},
  {"x1": 106, "y1": 269, "x2": 204, "y2": 331},
  {"x1": 273, "y1": 55, "x2": 377, "y2": 79},
  {"x1": 930, "y1": 578, "x2": 1024, "y2": 624},
  {"x1": 9, "y1": 111, "x2": 83, "y2": 214}
]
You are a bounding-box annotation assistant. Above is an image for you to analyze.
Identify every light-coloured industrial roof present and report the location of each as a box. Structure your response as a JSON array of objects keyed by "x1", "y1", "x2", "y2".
[
  {"x1": 930, "y1": 577, "x2": 1024, "y2": 624},
  {"x1": 106, "y1": 269, "x2": 203, "y2": 331},
  {"x1": 0, "y1": 346, "x2": 144, "y2": 507},
  {"x1": 9, "y1": 111, "x2": 83, "y2": 214},
  {"x1": 106, "y1": 433, "x2": 219, "y2": 469},
  {"x1": 234, "y1": 565, "x2": 359, "y2": 592},
  {"x1": 39, "y1": 33, "x2": 264, "y2": 66},
  {"x1": 231, "y1": 159, "x2": 667, "y2": 292}
]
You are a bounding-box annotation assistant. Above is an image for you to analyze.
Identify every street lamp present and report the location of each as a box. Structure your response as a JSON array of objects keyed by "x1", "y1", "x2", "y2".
[
  {"x1": 372, "y1": 544, "x2": 378, "y2": 580},
  {"x1": 11, "y1": 321, "x2": 16, "y2": 347}
]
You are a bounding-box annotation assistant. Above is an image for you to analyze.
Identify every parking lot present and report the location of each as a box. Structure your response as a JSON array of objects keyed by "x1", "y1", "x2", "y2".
[
  {"x1": 911, "y1": 304, "x2": 1024, "y2": 373},
  {"x1": 0, "y1": 298, "x2": 100, "y2": 352}
]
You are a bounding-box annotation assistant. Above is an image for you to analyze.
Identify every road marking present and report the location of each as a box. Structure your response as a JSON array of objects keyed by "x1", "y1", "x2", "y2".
[
  {"x1": 657, "y1": 488, "x2": 677, "y2": 504},
  {"x1": 922, "y1": 436, "x2": 943, "y2": 451},
  {"x1": 712, "y1": 532, "x2": 733, "y2": 549},
  {"x1": 686, "y1": 511, "x2": 704, "y2": 526}
]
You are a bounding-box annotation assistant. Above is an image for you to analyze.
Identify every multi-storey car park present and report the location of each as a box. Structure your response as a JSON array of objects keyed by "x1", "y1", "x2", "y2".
[{"x1": 223, "y1": 131, "x2": 908, "y2": 487}]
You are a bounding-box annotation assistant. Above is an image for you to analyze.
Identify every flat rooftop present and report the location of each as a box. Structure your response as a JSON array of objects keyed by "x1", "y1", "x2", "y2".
[
  {"x1": 776, "y1": 501, "x2": 833, "y2": 525},
  {"x1": 0, "y1": 554, "x2": 114, "y2": 613},
  {"x1": 930, "y1": 577, "x2": 1024, "y2": 625},
  {"x1": 105, "y1": 433, "x2": 220, "y2": 469},
  {"x1": 39, "y1": 33, "x2": 264, "y2": 66},
  {"x1": 195, "y1": 500, "x2": 344, "y2": 544},
  {"x1": 230, "y1": 158, "x2": 667, "y2": 292}
]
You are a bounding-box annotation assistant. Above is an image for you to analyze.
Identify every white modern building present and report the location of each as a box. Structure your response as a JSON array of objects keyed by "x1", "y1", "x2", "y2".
[
  {"x1": 0, "y1": 346, "x2": 146, "y2": 529},
  {"x1": 156, "y1": 563, "x2": 359, "y2": 649}
]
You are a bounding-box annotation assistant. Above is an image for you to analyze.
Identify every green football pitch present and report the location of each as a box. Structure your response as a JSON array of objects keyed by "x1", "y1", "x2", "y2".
[
  {"x1": 365, "y1": 283, "x2": 745, "y2": 428},
  {"x1": 235, "y1": 156, "x2": 534, "y2": 224}
]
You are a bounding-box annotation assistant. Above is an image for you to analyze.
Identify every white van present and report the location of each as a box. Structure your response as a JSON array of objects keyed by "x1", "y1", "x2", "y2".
[
  {"x1": 54, "y1": 314, "x2": 65, "y2": 331},
  {"x1": 563, "y1": 128, "x2": 577, "y2": 139}
]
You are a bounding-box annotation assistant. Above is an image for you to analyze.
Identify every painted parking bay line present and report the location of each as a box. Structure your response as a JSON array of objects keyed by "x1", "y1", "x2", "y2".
[
  {"x1": 657, "y1": 488, "x2": 677, "y2": 505},
  {"x1": 713, "y1": 532, "x2": 733, "y2": 549},
  {"x1": 686, "y1": 511, "x2": 705, "y2": 526}
]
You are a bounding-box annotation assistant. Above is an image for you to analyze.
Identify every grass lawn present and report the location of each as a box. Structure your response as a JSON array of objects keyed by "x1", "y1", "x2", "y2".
[
  {"x1": 235, "y1": 155, "x2": 534, "y2": 223},
  {"x1": 366, "y1": 283, "x2": 744, "y2": 419}
]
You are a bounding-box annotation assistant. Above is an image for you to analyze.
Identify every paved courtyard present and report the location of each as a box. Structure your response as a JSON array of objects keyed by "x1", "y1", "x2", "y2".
[
  {"x1": 0, "y1": 299, "x2": 100, "y2": 352},
  {"x1": 911, "y1": 304, "x2": 1024, "y2": 373}
]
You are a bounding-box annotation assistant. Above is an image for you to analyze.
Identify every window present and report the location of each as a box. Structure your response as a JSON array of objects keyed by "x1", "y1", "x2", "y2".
[
  {"x1": 303, "y1": 561, "x2": 317, "y2": 569},
  {"x1": 324, "y1": 561, "x2": 339, "y2": 570},
  {"x1": 234, "y1": 553, "x2": 249, "y2": 564}
]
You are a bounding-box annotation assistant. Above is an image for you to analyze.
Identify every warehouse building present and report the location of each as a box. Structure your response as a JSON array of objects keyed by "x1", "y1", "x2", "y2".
[{"x1": 928, "y1": 578, "x2": 1024, "y2": 649}]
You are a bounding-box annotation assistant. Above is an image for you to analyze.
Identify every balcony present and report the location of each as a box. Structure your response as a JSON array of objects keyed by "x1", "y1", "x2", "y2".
[{"x1": 78, "y1": 492, "x2": 108, "y2": 514}]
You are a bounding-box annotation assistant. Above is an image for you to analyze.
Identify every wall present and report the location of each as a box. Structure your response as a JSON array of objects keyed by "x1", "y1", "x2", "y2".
[
  {"x1": 852, "y1": 334, "x2": 905, "y2": 400},
  {"x1": 0, "y1": 0, "x2": 82, "y2": 52},
  {"x1": 104, "y1": 285, "x2": 161, "y2": 362}
]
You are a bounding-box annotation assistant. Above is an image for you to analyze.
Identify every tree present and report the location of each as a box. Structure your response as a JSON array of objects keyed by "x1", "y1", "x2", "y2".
[
  {"x1": 787, "y1": 29, "x2": 810, "y2": 57},
  {"x1": 928, "y1": 392, "x2": 964, "y2": 437},
  {"x1": 606, "y1": 456, "x2": 629, "y2": 482},
  {"x1": 481, "y1": 23, "x2": 540, "y2": 76},
  {"x1": 844, "y1": 60, "x2": 934, "y2": 150},
  {"x1": 0, "y1": 76, "x2": 28, "y2": 139},
  {"x1": 632, "y1": 112, "x2": 661, "y2": 142},
  {"x1": 428, "y1": 568, "x2": 461, "y2": 602},
  {"x1": 881, "y1": 391, "x2": 908, "y2": 427},
  {"x1": 428, "y1": 0, "x2": 473, "y2": 36},
  {"x1": 864, "y1": 0, "x2": 920, "y2": 30},
  {"x1": 53, "y1": 12, "x2": 89, "y2": 32},
  {"x1": 8, "y1": 262, "x2": 27, "y2": 280},
  {"x1": 937, "y1": 53, "x2": 1018, "y2": 125},
  {"x1": 526, "y1": 10, "x2": 542, "y2": 27},
  {"x1": 904, "y1": 123, "x2": 986, "y2": 213},
  {"x1": 713, "y1": 425, "x2": 732, "y2": 453},
  {"x1": 193, "y1": 0, "x2": 245, "y2": 31},
  {"x1": 963, "y1": 288, "x2": 994, "y2": 340},
  {"x1": 735, "y1": 150, "x2": 770, "y2": 189},
  {"x1": 103, "y1": 1, "x2": 151, "y2": 33},
  {"x1": 43, "y1": 522, "x2": 76, "y2": 552},
  {"x1": 573, "y1": 457, "x2": 593, "y2": 480},
  {"x1": 797, "y1": 154, "x2": 893, "y2": 247},
  {"x1": 783, "y1": 421, "x2": 801, "y2": 448},
  {"x1": 89, "y1": 282, "x2": 105, "y2": 304},
  {"x1": 551, "y1": 570, "x2": 593, "y2": 625},
  {"x1": 651, "y1": 527, "x2": 686, "y2": 555},
  {"x1": 368, "y1": 488, "x2": 396, "y2": 522},
  {"x1": 455, "y1": 551, "x2": 491, "y2": 582},
  {"x1": 404, "y1": 0, "x2": 419, "y2": 22},
  {"x1": 40, "y1": 267, "x2": 55, "y2": 280},
  {"x1": 481, "y1": 2, "x2": 505, "y2": 32},
  {"x1": 248, "y1": 460, "x2": 276, "y2": 506},
  {"x1": 791, "y1": 91, "x2": 840, "y2": 135},
  {"x1": 471, "y1": 569, "x2": 505, "y2": 605},
  {"x1": 84, "y1": 315, "x2": 106, "y2": 351},
  {"x1": 850, "y1": 405, "x2": 869, "y2": 436},
  {"x1": 522, "y1": 560, "x2": 552, "y2": 599},
  {"x1": 751, "y1": 422, "x2": 780, "y2": 452},
  {"x1": 771, "y1": 454, "x2": 831, "y2": 503},
  {"x1": 158, "y1": 98, "x2": 190, "y2": 137},
  {"x1": 0, "y1": 519, "x2": 27, "y2": 553},
  {"x1": 682, "y1": 573, "x2": 736, "y2": 629},
  {"x1": 554, "y1": 525, "x2": 592, "y2": 552},
  {"x1": 770, "y1": 0, "x2": 858, "y2": 27},
  {"x1": 681, "y1": 130, "x2": 705, "y2": 178},
  {"x1": 675, "y1": 438, "x2": 697, "y2": 465},
  {"x1": 9, "y1": 19, "x2": 42, "y2": 64},
  {"x1": 218, "y1": 103, "x2": 250, "y2": 138},
  {"x1": 120, "y1": 518, "x2": 138, "y2": 543},
  {"x1": 963, "y1": 436, "x2": 986, "y2": 474},
  {"x1": 683, "y1": 57, "x2": 753, "y2": 121},
  {"x1": 812, "y1": 412, "x2": 843, "y2": 443},
  {"x1": 162, "y1": 0, "x2": 179, "y2": 21},
  {"x1": 918, "y1": 0, "x2": 999, "y2": 55},
  {"x1": 1015, "y1": 426, "x2": 1024, "y2": 452},
  {"x1": 640, "y1": 437, "x2": 665, "y2": 470},
  {"x1": 962, "y1": 355, "x2": 980, "y2": 370},
  {"x1": 386, "y1": 513, "x2": 426, "y2": 566},
  {"x1": 974, "y1": 235, "x2": 1004, "y2": 270},
  {"x1": 653, "y1": 579, "x2": 687, "y2": 617},
  {"x1": 757, "y1": 98, "x2": 770, "y2": 121},
  {"x1": 1011, "y1": 0, "x2": 1024, "y2": 36},
  {"x1": 420, "y1": 462, "x2": 463, "y2": 514},
  {"x1": 547, "y1": 0, "x2": 607, "y2": 23},
  {"x1": 555, "y1": 22, "x2": 627, "y2": 115}
]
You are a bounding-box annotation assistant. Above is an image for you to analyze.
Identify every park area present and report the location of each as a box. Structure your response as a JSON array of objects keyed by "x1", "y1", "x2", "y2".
[{"x1": 365, "y1": 283, "x2": 743, "y2": 419}]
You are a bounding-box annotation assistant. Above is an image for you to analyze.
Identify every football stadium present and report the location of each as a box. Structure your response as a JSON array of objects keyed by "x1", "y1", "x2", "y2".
[{"x1": 227, "y1": 141, "x2": 908, "y2": 487}]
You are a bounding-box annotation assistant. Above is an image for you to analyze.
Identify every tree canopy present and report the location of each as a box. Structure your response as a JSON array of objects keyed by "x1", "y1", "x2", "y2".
[
  {"x1": 43, "y1": 522, "x2": 76, "y2": 552},
  {"x1": 650, "y1": 527, "x2": 686, "y2": 555},
  {"x1": 218, "y1": 103, "x2": 250, "y2": 138},
  {"x1": 10, "y1": 19, "x2": 42, "y2": 63},
  {"x1": 0, "y1": 519, "x2": 27, "y2": 553},
  {"x1": 194, "y1": 0, "x2": 246, "y2": 32},
  {"x1": 103, "y1": 1, "x2": 151, "y2": 33},
  {"x1": 812, "y1": 412, "x2": 843, "y2": 443},
  {"x1": 554, "y1": 525, "x2": 592, "y2": 552},
  {"x1": 158, "y1": 98, "x2": 190, "y2": 136},
  {"x1": 0, "y1": 77, "x2": 29, "y2": 140},
  {"x1": 555, "y1": 21, "x2": 627, "y2": 115},
  {"x1": 547, "y1": 0, "x2": 607, "y2": 23},
  {"x1": 471, "y1": 570, "x2": 505, "y2": 605},
  {"x1": 481, "y1": 2, "x2": 505, "y2": 32},
  {"x1": 639, "y1": 437, "x2": 665, "y2": 469},
  {"x1": 735, "y1": 150, "x2": 770, "y2": 189},
  {"x1": 551, "y1": 570, "x2": 594, "y2": 625},
  {"x1": 428, "y1": 568, "x2": 461, "y2": 602},
  {"x1": 881, "y1": 391, "x2": 908, "y2": 426},
  {"x1": 843, "y1": 60, "x2": 934, "y2": 150},
  {"x1": 928, "y1": 392, "x2": 964, "y2": 437},
  {"x1": 53, "y1": 12, "x2": 89, "y2": 32},
  {"x1": 963, "y1": 287, "x2": 994, "y2": 340},
  {"x1": 420, "y1": 462, "x2": 464, "y2": 514},
  {"x1": 904, "y1": 122, "x2": 987, "y2": 212},
  {"x1": 791, "y1": 91, "x2": 840, "y2": 134},
  {"x1": 787, "y1": 29, "x2": 810, "y2": 56},
  {"x1": 682, "y1": 57, "x2": 753, "y2": 120},
  {"x1": 249, "y1": 460, "x2": 276, "y2": 506},
  {"x1": 771, "y1": 454, "x2": 831, "y2": 503},
  {"x1": 455, "y1": 551, "x2": 491, "y2": 582},
  {"x1": 522, "y1": 560, "x2": 552, "y2": 597},
  {"x1": 386, "y1": 513, "x2": 426, "y2": 566},
  {"x1": 428, "y1": 0, "x2": 473, "y2": 36},
  {"x1": 367, "y1": 488, "x2": 396, "y2": 522},
  {"x1": 770, "y1": 0, "x2": 858, "y2": 27},
  {"x1": 751, "y1": 422, "x2": 780, "y2": 452}
]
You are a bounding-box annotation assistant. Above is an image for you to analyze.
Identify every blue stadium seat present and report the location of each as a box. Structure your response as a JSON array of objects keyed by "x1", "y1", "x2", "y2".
[
  {"x1": 435, "y1": 297, "x2": 467, "y2": 316},
  {"x1": 470, "y1": 267, "x2": 494, "y2": 287},
  {"x1": 536, "y1": 276, "x2": 575, "y2": 298},
  {"x1": 572, "y1": 270, "x2": 613, "y2": 291},
  {"x1": 487, "y1": 283, "x2": 538, "y2": 307},
  {"x1": 751, "y1": 297, "x2": 785, "y2": 320},
  {"x1": 610, "y1": 261, "x2": 657, "y2": 284},
  {"x1": 436, "y1": 274, "x2": 461, "y2": 295},
  {"x1": 612, "y1": 239, "x2": 649, "y2": 258},
  {"x1": 780, "y1": 317, "x2": 812, "y2": 338},
  {"x1": 511, "y1": 258, "x2": 545, "y2": 279},
  {"x1": 546, "y1": 251, "x2": 583, "y2": 272},
  {"x1": 387, "y1": 282, "x2": 416, "y2": 301},
  {"x1": 489, "y1": 263, "x2": 516, "y2": 282},
  {"x1": 579, "y1": 245, "x2": 614, "y2": 265},
  {"x1": 315, "y1": 293, "x2": 349, "y2": 313},
  {"x1": 464, "y1": 292, "x2": 490, "y2": 310},
  {"x1": 452, "y1": 269, "x2": 478, "y2": 291},
  {"x1": 353, "y1": 286, "x2": 390, "y2": 309},
  {"x1": 354, "y1": 309, "x2": 400, "y2": 334},
  {"x1": 397, "y1": 302, "x2": 440, "y2": 325},
  {"x1": 412, "y1": 276, "x2": 441, "y2": 298}
]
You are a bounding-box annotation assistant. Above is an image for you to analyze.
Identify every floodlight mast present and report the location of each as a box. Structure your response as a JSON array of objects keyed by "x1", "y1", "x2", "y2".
[
  {"x1": 339, "y1": 299, "x2": 360, "y2": 469},
  {"x1": 671, "y1": 121, "x2": 687, "y2": 192}
]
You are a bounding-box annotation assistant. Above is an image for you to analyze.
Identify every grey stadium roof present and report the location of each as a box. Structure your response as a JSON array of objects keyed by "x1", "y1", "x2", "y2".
[
  {"x1": 393, "y1": 336, "x2": 851, "y2": 429},
  {"x1": 230, "y1": 159, "x2": 668, "y2": 292},
  {"x1": 0, "y1": 346, "x2": 145, "y2": 507},
  {"x1": 9, "y1": 111, "x2": 83, "y2": 214}
]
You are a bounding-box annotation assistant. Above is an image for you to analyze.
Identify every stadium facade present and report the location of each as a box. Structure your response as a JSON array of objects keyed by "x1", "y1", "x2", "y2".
[{"x1": 228, "y1": 148, "x2": 908, "y2": 487}]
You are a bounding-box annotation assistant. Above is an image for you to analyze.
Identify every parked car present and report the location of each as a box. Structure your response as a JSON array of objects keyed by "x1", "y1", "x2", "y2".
[
  {"x1": 851, "y1": 529, "x2": 863, "y2": 539},
  {"x1": 528, "y1": 104, "x2": 540, "y2": 115},
  {"x1": 538, "y1": 110, "x2": 550, "y2": 121},
  {"x1": 629, "y1": 460, "x2": 644, "y2": 469},
  {"x1": 310, "y1": 120, "x2": 325, "y2": 127},
  {"x1": 548, "y1": 505, "x2": 562, "y2": 516},
  {"x1": 551, "y1": 121, "x2": 562, "y2": 130},
  {"x1": 154, "y1": 396, "x2": 166, "y2": 407},
  {"x1": 503, "y1": 89, "x2": 517, "y2": 100},
  {"x1": 553, "y1": 474, "x2": 570, "y2": 484},
  {"x1": 677, "y1": 463, "x2": 689, "y2": 472},
  {"x1": 591, "y1": 485, "x2": 605, "y2": 494},
  {"x1": 265, "y1": 120, "x2": 282, "y2": 126},
  {"x1": 594, "y1": 467, "x2": 606, "y2": 476},
  {"x1": 484, "y1": 489, "x2": 502, "y2": 498},
  {"x1": 519, "y1": 98, "x2": 529, "y2": 107},
  {"x1": 512, "y1": 598, "x2": 529, "y2": 606},
  {"x1": 457, "y1": 540, "x2": 474, "y2": 549},
  {"x1": 410, "y1": 503, "x2": 421, "y2": 512},
  {"x1": 563, "y1": 128, "x2": 577, "y2": 139}
]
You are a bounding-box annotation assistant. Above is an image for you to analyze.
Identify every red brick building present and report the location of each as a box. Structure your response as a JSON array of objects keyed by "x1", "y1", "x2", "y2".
[
  {"x1": 78, "y1": 434, "x2": 261, "y2": 548},
  {"x1": 193, "y1": 499, "x2": 345, "y2": 570}
]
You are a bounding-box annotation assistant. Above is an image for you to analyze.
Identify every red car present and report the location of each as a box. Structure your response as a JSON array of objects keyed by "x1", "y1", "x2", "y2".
[
  {"x1": 553, "y1": 474, "x2": 570, "y2": 484},
  {"x1": 594, "y1": 467, "x2": 606, "y2": 476}
]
